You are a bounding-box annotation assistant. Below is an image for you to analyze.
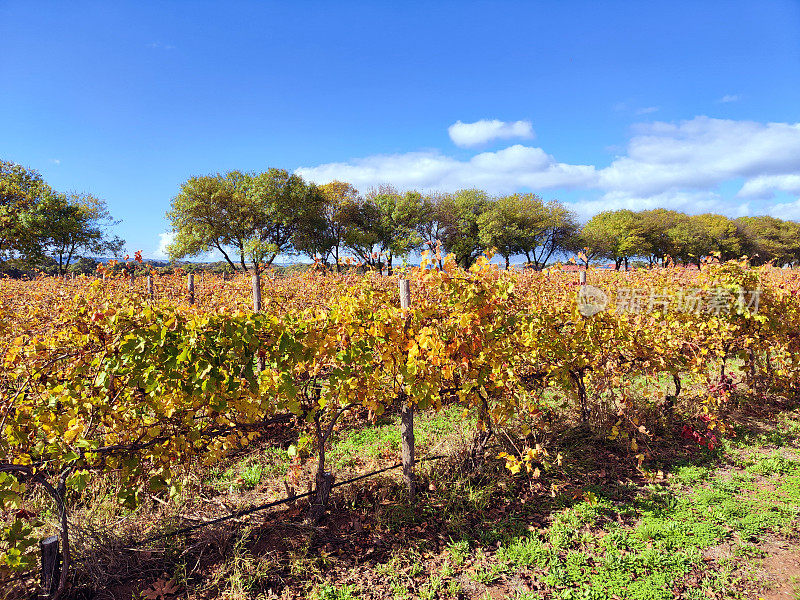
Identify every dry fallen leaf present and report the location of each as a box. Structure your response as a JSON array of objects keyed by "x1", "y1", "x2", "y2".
[{"x1": 142, "y1": 575, "x2": 180, "y2": 600}]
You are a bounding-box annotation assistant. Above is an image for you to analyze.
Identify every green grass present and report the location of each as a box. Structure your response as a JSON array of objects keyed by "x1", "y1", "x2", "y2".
[
  {"x1": 488, "y1": 413, "x2": 800, "y2": 598},
  {"x1": 328, "y1": 405, "x2": 474, "y2": 471},
  {"x1": 72, "y1": 404, "x2": 800, "y2": 600},
  {"x1": 205, "y1": 445, "x2": 291, "y2": 491},
  {"x1": 313, "y1": 583, "x2": 359, "y2": 600},
  {"x1": 320, "y1": 407, "x2": 799, "y2": 599}
]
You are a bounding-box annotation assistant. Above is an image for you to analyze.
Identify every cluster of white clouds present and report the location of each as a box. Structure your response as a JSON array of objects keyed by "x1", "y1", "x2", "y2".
[
  {"x1": 296, "y1": 116, "x2": 800, "y2": 220},
  {"x1": 154, "y1": 232, "x2": 175, "y2": 260},
  {"x1": 447, "y1": 119, "x2": 534, "y2": 147},
  {"x1": 156, "y1": 114, "x2": 800, "y2": 254},
  {"x1": 296, "y1": 145, "x2": 596, "y2": 195}
]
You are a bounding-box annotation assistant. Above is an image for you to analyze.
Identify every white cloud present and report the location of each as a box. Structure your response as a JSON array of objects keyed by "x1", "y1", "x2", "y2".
[
  {"x1": 567, "y1": 190, "x2": 726, "y2": 220},
  {"x1": 50, "y1": 158, "x2": 60, "y2": 165},
  {"x1": 769, "y1": 198, "x2": 800, "y2": 221},
  {"x1": 737, "y1": 174, "x2": 800, "y2": 199},
  {"x1": 635, "y1": 106, "x2": 660, "y2": 115},
  {"x1": 154, "y1": 232, "x2": 175, "y2": 259},
  {"x1": 447, "y1": 119, "x2": 534, "y2": 148},
  {"x1": 296, "y1": 116, "x2": 800, "y2": 219},
  {"x1": 147, "y1": 42, "x2": 175, "y2": 50},
  {"x1": 599, "y1": 117, "x2": 800, "y2": 196},
  {"x1": 719, "y1": 94, "x2": 740, "y2": 103},
  {"x1": 297, "y1": 144, "x2": 596, "y2": 195}
]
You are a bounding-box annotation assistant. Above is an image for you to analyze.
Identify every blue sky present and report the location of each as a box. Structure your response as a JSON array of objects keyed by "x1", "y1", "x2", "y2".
[{"x1": 2, "y1": 1, "x2": 799, "y2": 259}]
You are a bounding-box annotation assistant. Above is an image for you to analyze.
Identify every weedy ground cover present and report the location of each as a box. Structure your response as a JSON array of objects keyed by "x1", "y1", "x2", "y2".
[{"x1": 26, "y1": 404, "x2": 795, "y2": 600}]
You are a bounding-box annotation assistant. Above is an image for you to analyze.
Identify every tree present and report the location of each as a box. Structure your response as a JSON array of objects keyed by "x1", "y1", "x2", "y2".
[
  {"x1": 335, "y1": 186, "x2": 427, "y2": 273},
  {"x1": 68, "y1": 256, "x2": 99, "y2": 275},
  {"x1": 520, "y1": 198, "x2": 579, "y2": 270},
  {"x1": 668, "y1": 213, "x2": 743, "y2": 267},
  {"x1": 166, "y1": 173, "x2": 253, "y2": 272},
  {"x1": 439, "y1": 189, "x2": 491, "y2": 268},
  {"x1": 579, "y1": 210, "x2": 649, "y2": 269},
  {"x1": 735, "y1": 215, "x2": 800, "y2": 266},
  {"x1": 293, "y1": 181, "x2": 361, "y2": 271},
  {"x1": 639, "y1": 209, "x2": 689, "y2": 266},
  {"x1": 370, "y1": 187, "x2": 426, "y2": 274},
  {"x1": 478, "y1": 195, "x2": 523, "y2": 269},
  {"x1": 167, "y1": 169, "x2": 324, "y2": 272},
  {"x1": 39, "y1": 192, "x2": 123, "y2": 274},
  {"x1": 0, "y1": 160, "x2": 53, "y2": 261},
  {"x1": 341, "y1": 196, "x2": 391, "y2": 271},
  {"x1": 247, "y1": 169, "x2": 326, "y2": 268},
  {"x1": 414, "y1": 192, "x2": 451, "y2": 269}
]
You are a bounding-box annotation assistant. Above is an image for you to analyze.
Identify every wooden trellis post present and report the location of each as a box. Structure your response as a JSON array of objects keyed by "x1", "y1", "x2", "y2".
[
  {"x1": 398, "y1": 279, "x2": 415, "y2": 499},
  {"x1": 252, "y1": 270, "x2": 261, "y2": 312},
  {"x1": 187, "y1": 273, "x2": 195, "y2": 305},
  {"x1": 147, "y1": 274, "x2": 154, "y2": 302},
  {"x1": 39, "y1": 535, "x2": 59, "y2": 598},
  {"x1": 252, "y1": 270, "x2": 265, "y2": 371}
]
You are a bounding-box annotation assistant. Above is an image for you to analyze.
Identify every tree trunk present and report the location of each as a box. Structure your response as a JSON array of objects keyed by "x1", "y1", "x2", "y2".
[
  {"x1": 64, "y1": 243, "x2": 75, "y2": 274},
  {"x1": 238, "y1": 244, "x2": 249, "y2": 273},
  {"x1": 214, "y1": 242, "x2": 239, "y2": 273},
  {"x1": 307, "y1": 412, "x2": 333, "y2": 525},
  {"x1": 505, "y1": 255, "x2": 510, "y2": 270}
]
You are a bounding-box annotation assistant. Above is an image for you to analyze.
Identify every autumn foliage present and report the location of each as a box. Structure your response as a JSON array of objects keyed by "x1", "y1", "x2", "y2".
[{"x1": 1, "y1": 255, "x2": 799, "y2": 582}]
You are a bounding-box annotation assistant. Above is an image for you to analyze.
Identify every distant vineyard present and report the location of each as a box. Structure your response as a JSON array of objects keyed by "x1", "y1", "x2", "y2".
[{"x1": 1, "y1": 255, "x2": 799, "y2": 590}]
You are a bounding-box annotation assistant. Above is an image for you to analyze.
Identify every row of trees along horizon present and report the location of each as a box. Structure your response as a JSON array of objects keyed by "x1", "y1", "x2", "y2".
[
  {"x1": 166, "y1": 169, "x2": 800, "y2": 271},
  {"x1": 3, "y1": 160, "x2": 800, "y2": 277}
]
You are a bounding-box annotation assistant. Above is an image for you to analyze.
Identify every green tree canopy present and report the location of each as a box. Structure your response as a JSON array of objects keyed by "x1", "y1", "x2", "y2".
[
  {"x1": 167, "y1": 169, "x2": 324, "y2": 271},
  {"x1": 639, "y1": 209, "x2": 689, "y2": 266},
  {"x1": 438, "y1": 189, "x2": 491, "y2": 268},
  {"x1": 580, "y1": 209, "x2": 649, "y2": 269},
  {"x1": 39, "y1": 192, "x2": 124, "y2": 274},
  {"x1": 340, "y1": 195, "x2": 389, "y2": 270},
  {"x1": 736, "y1": 215, "x2": 800, "y2": 266},
  {"x1": 166, "y1": 172, "x2": 253, "y2": 272},
  {"x1": 1, "y1": 160, "x2": 124, "y2": 273},
  {"x1": 247, "y1": 168, "x2": 326, "y2": 267},
  {"x1": 292, "y1": 180, "x2": 361, "y2": 270},
  {"x1": 0, "y1": 160, "x2": 54, "y2": 260},
  {"x1": 668, "y1": 213, "x2": 743, "y2": 267}
]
